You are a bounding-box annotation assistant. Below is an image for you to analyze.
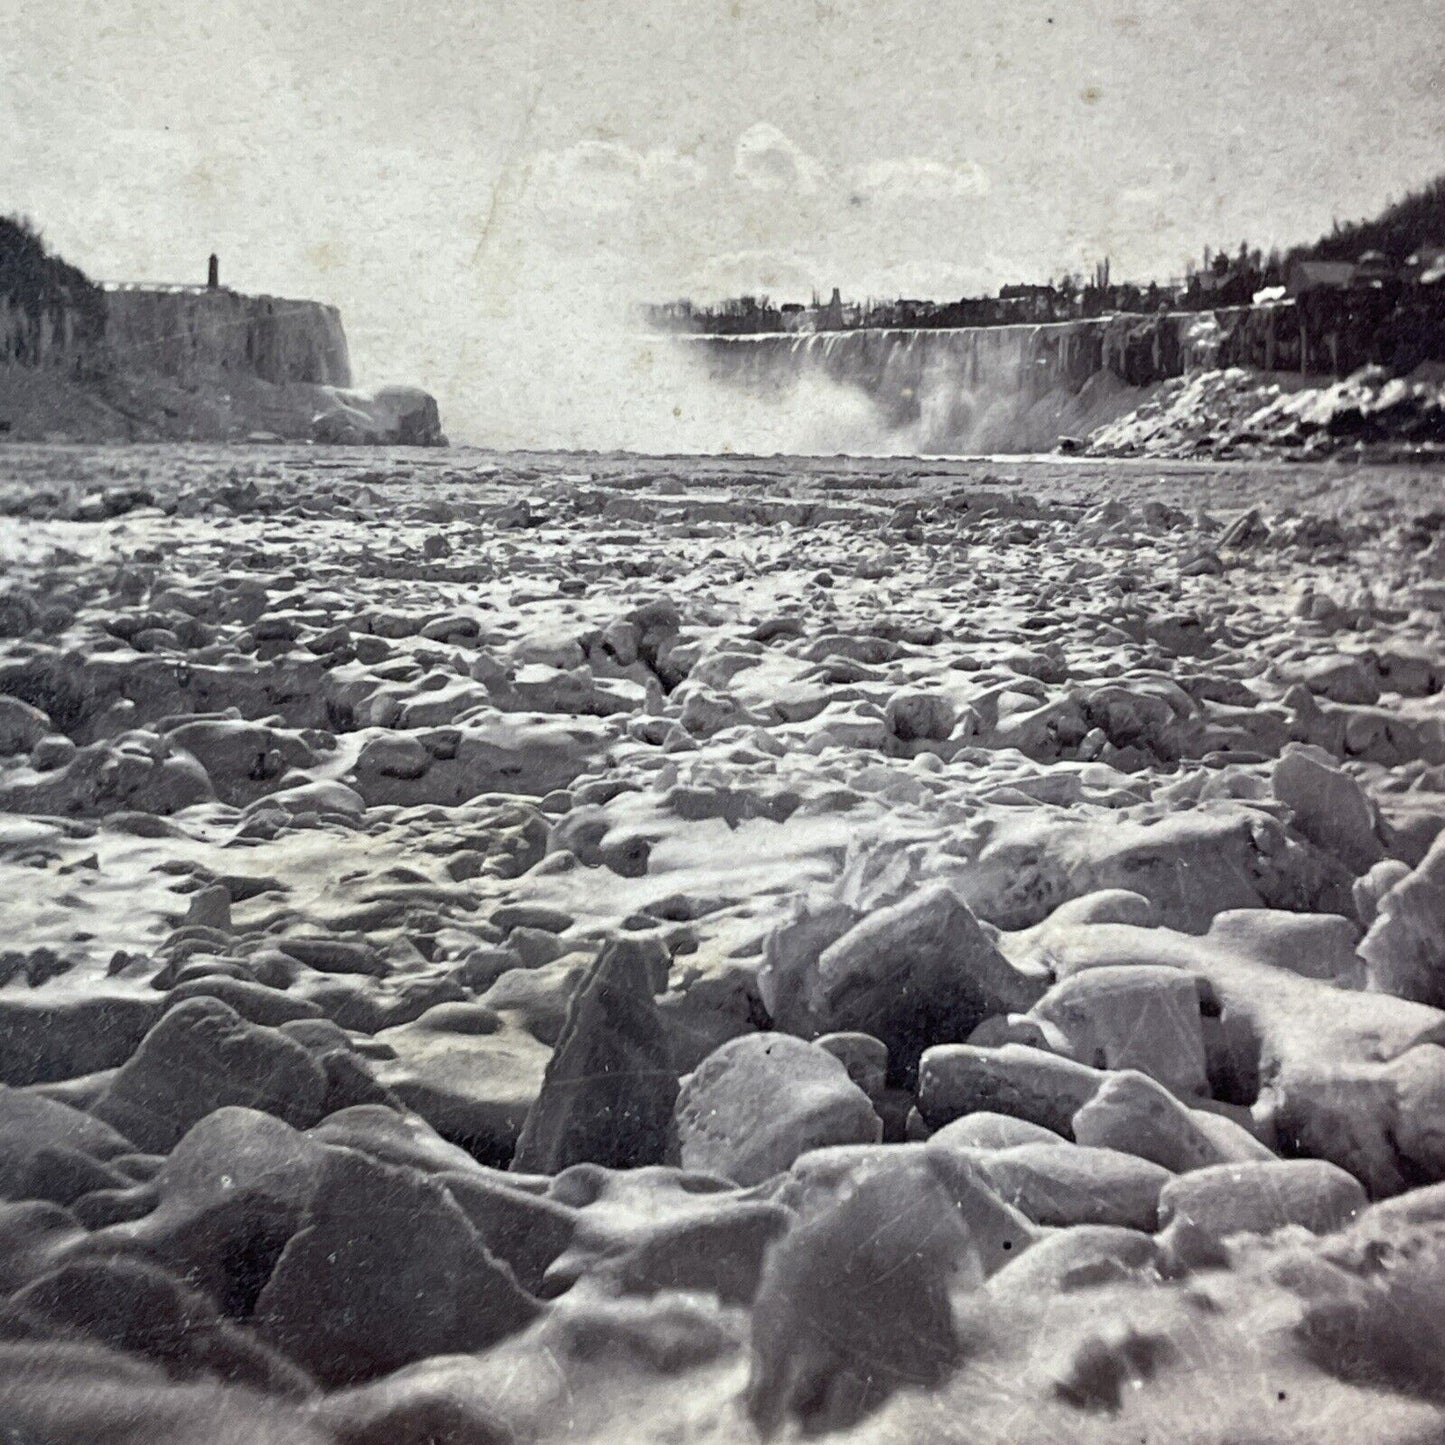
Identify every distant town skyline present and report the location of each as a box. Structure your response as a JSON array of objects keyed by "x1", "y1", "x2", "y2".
[{"x1": 5, "y1": 0, "x2": 1443, "y2": 445}]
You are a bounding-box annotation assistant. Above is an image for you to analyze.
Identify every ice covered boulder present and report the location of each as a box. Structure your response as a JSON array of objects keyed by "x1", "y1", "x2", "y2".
[
  {"x1": 1029, "y1": 965, "x2": 1210, "y2": 1097},
  {"x1": 90, "y1": 999, "x2": 328, "y2": 1153},
  {"x1": 372, "y1": 1004, "x2": 551, "y2": 1167},
  {"x1": 511, "y1": 938, "x2": 677, "y2": 1174},
  {"x1": 918, "y1": 1043, "x2": 1105, "y2": 1137},
  {"x1": 972, "y1": 1142, "x2": 1172, "y2": 1231},
  {"x1": 794, "y1": 884, "x2": 1047, "y2": 1084},
  {"x1": 747, "y1": 1157, "x2": 975, "y2": 1437},
  {"x1": 87, "y1": 1108, "x2": 327, "y2": 1312},
  {"x1": 675, "y1": 1034, "x2": 881, "y2": 1186},
  {"x1": 255, "y1": 1147, "x2": 537, "y2": 1386},
  {"x1": 1273, "y1": 742, "x2": 1385, "y2": 875},
  {"x1": 311, "y1": 385, "x2": 445, "y2": 446},
  {"x1": 1157, "y1": 1159, "x2": 1366, "y2": 1242},
  {"x1": 1071, "y1": 1071, "x2": 1274, "y2": 1172},
  {"x1": 1359, "y1": 833, "x2": 1445, "y2": 1005}
]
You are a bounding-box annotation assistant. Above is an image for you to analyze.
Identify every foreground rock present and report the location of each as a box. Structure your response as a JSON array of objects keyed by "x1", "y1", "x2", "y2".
[
  {"x1": 764, "y1": 884, "x2": 1046, "y2": 1083},
  {"x1": 748, "y1": 1157, "x2": 974, "y2": 1436},
  {"x1": 91, "y1": 999, "x2": 328, "y2": 1152},
  {"x1": 511, "y1": 937, "x2": 677, "y2": 1173},
  {"x1": 255, "y1": 1147, "x2": 539, "y2": 1386},
  {"x1": 676, "y1": 1034, "x2": 882, "y2": 1186}
]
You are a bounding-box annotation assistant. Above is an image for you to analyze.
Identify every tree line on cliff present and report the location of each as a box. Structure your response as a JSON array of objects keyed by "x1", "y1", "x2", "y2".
[{"x1": 1296, "y1": 175, "x2": 1445, "y2": 266}]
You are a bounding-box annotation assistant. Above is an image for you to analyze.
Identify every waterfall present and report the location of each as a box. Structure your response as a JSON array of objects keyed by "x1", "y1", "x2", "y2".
[{"x1": 678, "y1": 308, "x2": 1292, "y2": 453}]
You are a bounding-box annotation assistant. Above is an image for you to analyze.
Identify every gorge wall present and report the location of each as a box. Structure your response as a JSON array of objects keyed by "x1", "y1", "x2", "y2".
[
  {"x1": 102, "y1": 286, "x2": 352, "y2": 388},
  {"x1": 683, "y1": 299, "x2": 1443, "y2": 453},
  {"x1": 1, "y1": 283, "x2": 350, "y2": 387},
  {"x1": 0, "y1": 294, "x2": 103, "y2": 373},
  {"x1": 0, "y1": 278, "x2": 446, "y2": 445}
]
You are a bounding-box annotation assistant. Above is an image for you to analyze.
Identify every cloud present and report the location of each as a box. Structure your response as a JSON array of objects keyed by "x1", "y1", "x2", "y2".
[
  {"x1": 856, "y1": 257, "x2": 999, "y2": 300},
  {"x1": 643, "y1": 149, "x2": 708, "y2": 193},
  {"x1": 526, "y1": 140, "x2": 706, "y2": 216},
  {"x1": 692, "y1": 248, "x2": 820, "y2": 301},
  {"x1": 851, "y1": 157, "x2": 990, "y2": 203},
  {"x1": 733, "y1": 123, "x2": 825, "y2": 194}
]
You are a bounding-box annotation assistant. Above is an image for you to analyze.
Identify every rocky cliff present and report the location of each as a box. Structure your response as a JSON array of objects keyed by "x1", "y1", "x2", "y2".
[
  {"x1": 0, "y1": 220, "x2": 443, "y2": 445},
  {"x1": 686, "y1": 298, "x2": 1445, "y2": 454},
  {"x1": 103, "y1": 285, "x2": 352, "y2": 388},
  {"x1": 0, "y1": 218, "x2": 106, "y2": 374}
]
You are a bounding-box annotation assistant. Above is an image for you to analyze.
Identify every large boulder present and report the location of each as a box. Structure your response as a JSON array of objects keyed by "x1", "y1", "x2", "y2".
[
  {"x1": 788, "y1": 884, "x2": 1047, "y2": 1084},
  {"x1": 972, "y1": 1142, "x2": 1173, "y2": 1231},
  {"x1": 778, "y1": 1144, "x2": 1038, "y2": 1278},
  {"x1": 255, "y1": 1147, "x2": 538, "y2": 1386},
  {"x1": 88, "y1": 1108, "x2": 329, "y2": 1315},
  {"x1": 1071, "y1": 1071, "x2": 1275, "y2": 1173},
  {"x1": 955, "y1": 805, "x2": 1354, "y2": 932},
  {"x1": 675, "y1": 1034, "x2": 881, "y2": 1186},
  {"x1": 0, "y1": 1086, "x2": 134, "y2": 1203},
  {"x1": 1028, "y1": 965, "x2": 1210, "y2": 1097},
  {"x1": 747, "y1": 1157, "x2": 975, "y2": 1438},
  {"x1": 90, "y1": 999, "x2": 328, "y2": 1153},
  {"x1": 511, "y1": 938, "x2": 677, "y2": 1174},
  {"x1": 372, "y1": 1004, "x2": 551, "y2": 1166},
  {"x1": 1273, "y1": 743, "x2": 1385, "y2": 875},
  {"x1": 917, "y1": 1043, "x2": 1104, "y2": 1136},
  {"x1": 1157, "y1": 1159, "x2": 1367, "y2": 1243},
  {"x1": 1359, "y1": 832, "x2": 1445, "y2": 1006},
  {"x1": 1204, "y1": 908, "x2": 1362, "y2": 984}
]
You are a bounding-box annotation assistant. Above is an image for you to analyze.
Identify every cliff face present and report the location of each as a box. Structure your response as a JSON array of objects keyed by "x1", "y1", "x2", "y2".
[
  {"x1": 0, "y1": 296, "x2": 96, "y2": 370},
  {"x1": 0, "y1": 258, "x2": 446, "y2": 444},
  {"x1": 103, "y1": 287, "x2": 352, "y2": 387},
  {"x1": 0, "y1": 218, "x2": 106, "y2": 372},
  {"x1": 685, "y1": 300, "x2": 1445, "y2": 452}
]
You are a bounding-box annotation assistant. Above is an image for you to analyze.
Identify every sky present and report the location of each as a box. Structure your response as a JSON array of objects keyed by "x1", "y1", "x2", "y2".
[{"x1": 4, "y1": 0, "x2": 1444, "y2": 446}]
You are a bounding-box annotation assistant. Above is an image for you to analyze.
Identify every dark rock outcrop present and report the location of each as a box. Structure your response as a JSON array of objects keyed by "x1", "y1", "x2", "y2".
[
  {"x1": 511, "y1": 938, "x2": 677, "y2": 1174},
  {"x1": 90, "y1": 999, "x2": 328, "y2": 1153},
  {"x1": 255, "y1": 1148, "x2": 539, "y2": 1386}
]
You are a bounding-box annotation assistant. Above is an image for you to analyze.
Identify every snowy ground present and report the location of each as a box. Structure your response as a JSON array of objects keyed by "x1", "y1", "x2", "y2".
[{"x1": 1, "y1": 442, "x2": 1445, "y2": 1443}]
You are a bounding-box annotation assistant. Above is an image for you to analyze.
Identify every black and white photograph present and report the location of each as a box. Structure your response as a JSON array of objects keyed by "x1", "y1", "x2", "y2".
[{"x1": 2, "y1": 2, "x2": 1445, "y2": 1440}]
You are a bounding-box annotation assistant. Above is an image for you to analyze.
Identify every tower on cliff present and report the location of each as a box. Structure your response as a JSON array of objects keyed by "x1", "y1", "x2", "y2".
[{"x1": 207, "y1": 254, "x2": 219, "y2": 290}]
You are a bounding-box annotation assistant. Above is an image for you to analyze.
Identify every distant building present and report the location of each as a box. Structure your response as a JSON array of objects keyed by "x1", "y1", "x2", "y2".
[
  {"x1": 1285, "y1": 259, "x2": 1357, "y2": 297},
  {"x1": 819, "y1": 287, "x2": 845, "y2": 330},
  {"x1": 997, "y1": 282, "x2": 1060, "y2": 322},
  {"x1": 1353, "y1": 250, "x2": 1395, "y2": 287}
]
